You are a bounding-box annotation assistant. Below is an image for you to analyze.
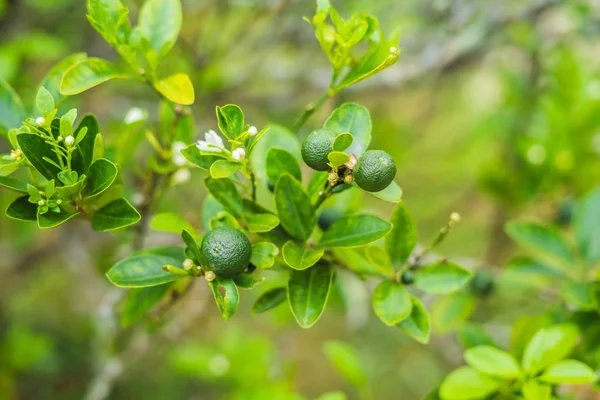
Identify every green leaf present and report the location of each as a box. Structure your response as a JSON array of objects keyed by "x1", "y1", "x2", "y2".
[
  {"x1": 0, "y1": 176, "x2": 28, "y2": 192},
  {"x1": 308, "y1": 171, "x2": 329, "y2": 203},
  {"x1": 372, "y1": 280, "x2": 412, "y2": 325},
  {"x1": 282, "y1": 240, "x2": 325, "y2": 270},
  {"x1": 17, "y1": 134, "x2": 61, "y2": 181},
  {"x1": 414, "y1": 261, "x2": 473, "y2": 295},
  {"x1": 249, "y1": 124, "x2": 301, "y2": 184},
  {"x1": 464, "y1": 345, "x2": 521, "y2": 379},
  {"x1": 266, "y1": 147, "x2": 302, "y2": 185},
  {"x1": 252, "y1": 287, "x2": 287, "y2": 314},
  {"x1": 250, "y1": 242, "x2": 279, "y2": 269},
  {"x1": 181, "y1": 144, "x2": 221, "y2": 170},
  {"x1": 202, "y1": 195, "x2": 224, "y2": 232},
  {"x1": 38, "y1": 209, "x2": 81, "y2": 229},
  {"x1": 439, "y1": 367, "x2": 499, "y2": 400},
  {"x1": 74, "y1": 114, "x2": 101, "y2": 174},
  {"x1": 288, "y1": 262, "x2": 334, "y2": 328},
  {"x1": 327, "y1": 151, "x2": 350, "y2": 167},
  {"x1": 91, "y1": 198, "x2": 141, "y2": 231},
  {"x1": 106, "y1": 247, "x2": 185, "y2": 287},
  {"x1": 121, "y1": 284, "x2": 171, "y2": 327},
  {"x1": 364, "y1": 180, "x2": 402, "y2": 203},
  {"x1": 332, "y1": 132, "x2": 353, "y2": 152},
  {"x1": 83, "y1": 158, "x2": 117, "y2": 198},
  {"x1": 275, "y1": 173, "x2": 316, "y2": 241},
  {"x1": 396, "y1": 295, "x2": 430, "y2": 343},
  {"x1": 385, "y1": 202, "x2": 417, "y2": 270},
  {"x1": 137, "y1": 0, "x2": 182, "y2": 57},
  {"x1": 505, "y1": 221, "x2": 575, "y2": 265},
  {"x1": 432, "y1": 292, "x2": 475, "y2": 332},
  {"x1": 522, "y1": 380, "x2": 551, "y2": 400},
  {"x1": 205, "y1": 177, "x2": 244, "y2": 220},
  {"x1": 522, "y1": 324, "x2": 579, "y2": 374},
  {"x1": 574, "y1": 188, "x2": 600, "y2": 264},
  {"x1": 6, "y1": 196, "x2": 37, "y2": 221},
  {"x1": 209, "y1": 210, "x2": 242, "y2": 231},
  {"x1": 209, "y1": 160, "x2": 241, "y2": 179},
  {"x1": 324, "y1": 103, "x2": 371, "y2": 157},
  {"x1": 232, "y1": 273, "x2": 263, "y2": 289},
  {"x1": 539, "y1": 359, "x2": 596, "y2": 384},
  {"x1": 322, "y1": 341, "x2": 367, "y2": 387},
  {"x1": 150, "y1": 212, "x2": 196, "y2": 235},
  {"x1": 365, "y1": 245, "x2": 394, "y2": 275},
  {"x1": 560, "y1": 281, "x2": 597, "y2": 311},
  {"x1": 39, "y1": 53, "x2": 88, "y2": 104},
  {"x1": 247, "y1": 213, "x2": 280, "y2": 233},
  {"x1": 458, "y1": 324, "x2": 495, "y2": 349},
  {"x1": 216, "y1": 104, "x2": 244, "y2": 140},
  {"x1": 319, "y1": 214, "x2": 391, "y2": 248},
  {"x1": 35, "y1": 86, "x2": 55, "y2": 115},
  {"x1": 181, "y1": 229, "x2": 202, "y2": 265},
  {"x1": 0, "y1": 79, "x2": 25, "y2": 133},
  {"x1": 209, "y1": 278, "x2": 239, "y2": 321},
  {"x1": 153, "y1": 73, "x2": 194, "y2": 105},
  {"x1": 87, "y1": 0, "x2": 131, "y2": 47},
  {"x1": 60, "y1": 58, "x2": 130, "y2": 95}
]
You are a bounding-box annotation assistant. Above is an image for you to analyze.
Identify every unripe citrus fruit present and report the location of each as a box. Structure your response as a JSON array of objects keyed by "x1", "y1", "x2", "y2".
[
  {"x1": 353, "y1": 150, "x2": 396, "y2": 192},
  {"x1": 200, "y1": 227, "x2": 252, "y2": 278},
  {"x1": 301, "y1": 128, "x2": 337, "y2": 171}
]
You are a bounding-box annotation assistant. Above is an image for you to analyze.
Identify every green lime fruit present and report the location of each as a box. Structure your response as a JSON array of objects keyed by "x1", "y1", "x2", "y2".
[
  {"x1": 200, "y1": 227, "x2": 252, "y2": 278},
  {"x1": 301, "y1": 128, "x2": 337, "y2": 171},
  {"x1": 401, "y1": 270, "x2": 415, "y2": 285},
  {"x1": 353, "y1": 150, "x2": 396, "y2": 192}
]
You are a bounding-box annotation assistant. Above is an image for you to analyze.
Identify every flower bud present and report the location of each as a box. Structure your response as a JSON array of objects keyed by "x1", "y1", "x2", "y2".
[
  {"x1": 205, "y1": 271, "x2": 216, "y2": 282},
  {"x1": 65, "y1": 136, "x2": 75, "y2": 147},
  {"x1": 38, "y1": 199, "x2": 46, "y2": 206},
  {"x1": 344, "y1": 174, "x2": 354, "y2": 184},
  {"x1": 450, "y1": 212, "x2": 461, "y2": 223},
  {"x1": 183, "y1": 258, "x2": 194, "y2": 270},
  {"x1": 232, "y1": 148, "x2": 246, "y2": 161},
  {"x1": 57, "y1": 136, "x2": 63, "y2": 142},
  {"x1": 248, "y1": 126, "x2": 258, "y2": 136},
  {"x1": 36, "y1": 117, "x2": 46, "y2": 126}
]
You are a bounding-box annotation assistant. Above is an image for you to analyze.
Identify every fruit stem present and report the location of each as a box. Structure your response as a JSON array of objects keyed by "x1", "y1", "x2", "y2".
[{"x1": 292, "y1": 90, "x2": 330, "y2": 133}]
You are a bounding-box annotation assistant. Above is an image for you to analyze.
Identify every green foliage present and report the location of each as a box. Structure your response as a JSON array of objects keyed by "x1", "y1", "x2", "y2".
[{"x1": 288, "y1": 262, "x2": 334, "y2": 328}]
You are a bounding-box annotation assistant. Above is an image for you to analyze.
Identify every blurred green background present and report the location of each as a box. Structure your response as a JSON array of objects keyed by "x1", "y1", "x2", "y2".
[{"x1": 1, "y1": 0, "x2": 599, "y2": 399}]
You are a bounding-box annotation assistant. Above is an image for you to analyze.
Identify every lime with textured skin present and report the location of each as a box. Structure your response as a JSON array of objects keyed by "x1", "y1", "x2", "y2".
[
  {"x1": 200, "y1": 227, "x2": 252, "y2": 278},
  {"x1": 354, "y1": 150, "x2": 396, "y2": 192},
  {"x1": 301, "y1": 128, "x2": 337, "y2": 171}
]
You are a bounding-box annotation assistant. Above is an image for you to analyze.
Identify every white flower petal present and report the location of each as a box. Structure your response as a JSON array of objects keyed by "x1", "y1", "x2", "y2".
[
  {"x1": 232, "y1": 148, "x2": 246, "y2": 161},
  {"x1": 205, "y1": 130, "x2": 224, "y2": 148},
  {"x1": 248, "y1": 126, "x2": 258, "y2": 136}
]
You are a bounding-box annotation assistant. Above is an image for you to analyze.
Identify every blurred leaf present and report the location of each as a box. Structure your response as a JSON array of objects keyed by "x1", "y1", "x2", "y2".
[
  {"x1": 539, "y1": 359, "x2": 596, "y2": 384},
  {"x1": 464, "y1": 345, "x2": 521, "y2": 379},
  {"x1": 250, "y1": 242, "x2": 279, "y2": 269},
  {"x1": 319, "y1": 214, "x2": 391, "y2": 247},
  {"x1": 151, "y1": 212, "x2": 196, "y2": 235},
  {"x1": 522, "y1": 324, "x2": 579, "y2": 374},
  {"x1": 216, "y1": 104, "x2": 244, "y2": 140},
  {"x1": 153, "y1": 73, "x2": 194, "y2": 105},
  {"x1": 35, "y1": 86, "x2": 55, "y2": 115},
  {"x1": 322, "y1": 341, "x2": 367, "y2": 387},
  {"x1": 365, "y1": 245, "x2": 394, "y2": 275},
  {"x1": 17, "y1": 134, "x2": 61, "y2": 181},
  {"x1": 560, "y1": 281, "x2": 597, "y2": 311},
  {"x1": 232, "y1": 273, "x2": 263, "y2": 289},
  {"x1": 266, "y1": 147, "x2": 301, "y2": 185},
  {"x1": 39, "y1": 53, "x2": 88, "y2": 104},
  {"x1": 182, "y1": 144, "x2": 221, "y2": 170},
  {"x1": 397, "y1": 295, "x2": 430, "y2": 344},
  {"x1": 363, "y1": 181, "x2": 402, "y2": 203},
  {"x1": 372, "y1": 280, "x2": 411, "y2": 325},
  {"x1": 252, "y1": 287, "x2": 287, "y2": 314},
  {"x1": 522, "y1": 380, "x2": 551, "y2": 400},
  {"x1": 205, "y1": 177, "x2": 244, "y2": 220},
  {"x1": 106, "y1": 247, "x2": 185, "y2": 287},
  {"x1": 458, "y1": 324, "x2": 495, "y2": 349},
  {"x1": 432, "y1": 292, "x2": 475, "y2": 333},
  {"x1": 439, "y1": 367, "x2": 499, "y2": 400},
  {"x1": 0, "y1": 79, "x2": 25, "y2": 133},
  {"x1": 209, "y1": 277, "x2": 239, "y2": 321},
  {"x1": 275, "y1": 173, "x2": 315, "y2": 241},
  {"x1": 83, "y1": 158, "x2": 117, "y2": 198},
  {"x1": 87, "y1": 0, "x2": 131, "y2": 47},
  {"x1": 574, "y1": 188, "x2": 600, "y2": 264},
  {"x1": 288, "y1": 262, "x2": 333, "y2": 328},
  {"x1": 282, "y1": 240, "x2": 324, "y2": 270},
  {"x1": 505, "y1": 221, "x2": 575, "y2": 266},
  {"x1": 414, "y1": 261, "x2": 473, "y2": 295},
  {"x1": 247, "y1": 213, "x2": 279, "y2": 233},
  {"x1": 324, "y1": 103, "x2": 371, "y2": 157},
  {"x1": 137, "y1": 0, "x2": 181, "y2": 57},
  {"x1": 121, "y1": 284, "x2": 171, "y2": 327},
  {"x1": 210, "y1": 160, "x2": 241, "y2": 179},
  {"x1": 60, "y1": 58, "x2": 130, "y2": 95},
  {"x1": 91, "y1": 198, "x2": 140, "y2": 231},
  {"x1": 385, "y1": 202, "x2": 417, "y2": 270},
  {"x1": 6, "y1": 196, "x2": 37, "y2": 221},
  {"x1": 0, "y1": 176, "x2": 28, "y2": 192}
]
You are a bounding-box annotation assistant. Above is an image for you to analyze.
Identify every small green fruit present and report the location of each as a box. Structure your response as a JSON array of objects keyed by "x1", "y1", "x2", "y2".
[
  {"x1": 200, "y1": 227, "x2": 252, "y2": 278},
  {"x1": 301, "y1": 128, "x2": 337, "y2": 171},
  {"x1": 354, "y1": 150, "x2": 396, "y2": 192},
  {"x1": 401, "y1": 270, "x2": 414, "y2": 285}
]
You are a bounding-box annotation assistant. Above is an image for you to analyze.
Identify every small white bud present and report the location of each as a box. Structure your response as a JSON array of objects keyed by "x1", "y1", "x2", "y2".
[
  {"x1": 65, "y1": 136, "x2": 75, "y2": 147},
  {"x1": 390, "y1": 46, "x2": 399, "y2": 53},
  {"x1": 450, "y1": 212, "x2": 461, "y2": 223},
  {"x1": 183, "y1": 258, "x2": 194, "y2": 270},
  {"x1": 36, "y1": 117, "x2": 46, "y2": 126},
  {"x1": 172, "y1": 141, "x2": 188, "y2": 166},
  {"x1": 205, "y1": 271, "x2": 216, "y2": 282},
  {"x1": 248, "y1": 126, "x2": 258, "y2": 136},
  {"x1": 56, "y1": 199, "x2": 62, "y2": 205},
  {"x1": 232, "y1": 148, "x2": 246, "y2": 161},
  {"x1": 124, "y1": 107, "x2": 146, "y2": 124},
  {"x1": 172, "y1": 168, "x2": 191, "y2": 185},
  {"x1": 10, "y1": 150, "x2": 21, "y2": 160},
  {"x1": 57, "y1": 136, "x2": 63, "y2": 142},
  {"x1": 38, "y1": 199, "x2": 46, "y2": 206}
]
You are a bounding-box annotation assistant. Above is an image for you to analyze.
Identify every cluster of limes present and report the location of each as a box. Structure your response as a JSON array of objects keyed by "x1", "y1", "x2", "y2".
[{"x1": 301, "y1": 128, "x2": 397, "y2": 192}]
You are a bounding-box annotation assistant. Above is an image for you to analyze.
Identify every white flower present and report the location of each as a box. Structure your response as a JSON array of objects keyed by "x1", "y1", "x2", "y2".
[
  {"x1": 196, "y1": 130, "x2": 225, "y2": 153},
  {"x1": 390, "y1": 46, "x2": 399, "y2": 54},
  {"x1": 172, "y1": 142, "x2": 187, "y2": 166},
  {"x1": 172, "y1": 168, "x2": 191, "y2": 185},
  {"x1": 64, "y1": 136, "x2": 75, "y2": 146},
  {"x1": 132, "y1": 192, "x2": 145, "y2": 206},
  {"x1": 450, "y1": 212, "x2": 461, "y2": 223},
  {"x1": 124, "y1": 107, "x2": 146, "y2": 124},
  {"x1": 36, "y1": 117, "x2": 45, "y2": 126},
  {"x1": 232, "y1": 148, "x2": 246, "y2": 161},
  {"x1": 248, "y1": 126, "x2": 258, "y2": 136}
]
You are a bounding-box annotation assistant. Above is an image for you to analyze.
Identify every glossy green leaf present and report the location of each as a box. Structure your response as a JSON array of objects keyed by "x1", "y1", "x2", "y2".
[
  {"x1": 0, "y1": 176, "x2": 28, "y2": 192},
  {"x1": 74, "y1": 114, "x2": 101, "y2": 174},
  {"x1": 209, "y1": 160, "x2": 241, "y2": 179},
  {"x1": 181, "y1": 144, "x2": 221, "y2": 170},
  {"x1": 91, "y1": 198, "x2": 141, "y2": 231},
  {"x1": 464, "y1": 345, "x2": 521, "y2": 379},
  {"x1": 288, "y1": 262, "x2": 334, "y2": 328},
  {"x1": 202, "y1": 194, "x2": 224, "y2": 232},
  {"x1": 364, "y1": 245, "x2": 394, "y2": 275},
  {"x1": 322, "y1": 341, "x2": 367, "y2": 387},
  {"x1": 216, "y1": 104, "x2": 244, "y2": 140},
  {"x1": 266, "y1": 147, "x2": 302, "y2": 185},
  {"x1": 439, "y1": 367, "x2": 499, "y2": 400},
  {"x1": 414, "y1": 261, "x2": 473, "y2": 295},
  {"x1": 60, "y1": 58, "x2": 130, "y2": 95},
  {"x1": 252, "y1": 287, "x2": 287, "y2": 314},
  {"x1": 385, "y1": 202, "x2": 417, "y2": 270},
  {"x1": 372, "y1": 280, "x2": 411, "y2": 325},
  {"x1": 39, "y1": 53, "x2": 88, "y2": 104},
  {"x1": 205, "y1": 177, "x2": 244, "y2": 220},
  {"x1": 249, "y1": 124, "x2": 301, "y2": 184},
  {"x1": 83, "y1": 158, "x2": 117, "y2": 198},
  {"x1": 522, "y1": 324, "x2": 579, "y2": 374},
  {"x1": 6, "y1": 196, "x2": 37, "y2": 221},
  {"x1": 38, "y1": 209, "x2": 80, "y2": 229},
  {"x1": 209, "y1": 278, "x2": 239, "y2": 321},
  {"x1": 364, "y1": 180, "x2": 402, "y2": 203},
  {"x1": 505, "y1": 221, "x2": 575, "y2": 265},
  {"x1": 232, "y1": 273, "x2": 263, "y2": 289},
  {"x1": 153, "y1": 73, "x2": 194, "y2": 105},
  {"x1": 332, "y1": 132, "x2": 353, "y2": 152},
  {"x1": 36, "y1": 86, "x2": 55, "y2": 115},
  {"x1": 250, "y1": 242, "x2": 279, "y2": 269},
  {"x1": 432, "y1": 292, "x2": 476, "y2": 332},
  {"x1": 522, "y1": 380, "x2": 551, "y2": 400},
  {"x1": 121, "y1": 283, "x2": 171, "y2": 327},
  {"x1": 0, "y1": 79, "x2": 25, "y2": 132},
  {"x1": 324, "y1": 103, "x2": 371, "y2": 157},
  {"x1": 247, "y1": 213, "x2": 280, "y2": 233},
  {"x1": 327, "y1": 151, "x2": 350, "y2": 167},
  {"x1": 574, "y1": 188, "x2": 600, "y2": 264},
  {"x1": 396, "y1": 296, "x2": 430, "y2": 344},
  {"x1": 308, "y1": 171, "x2": 329, "y2": 203},
  {"x1": 17, "y1": 134, "x2": 61, "y2": 181},
  {"x1": 282, "y1": 240, "x2": 324, "y2": 270},
  {"x1": 151, "y1": 212, "x2": 196, "y2": 235},
  {"x1": 319, "y1": 214, "x2": 391, "y2": 248},
  {"x1": 539, "y1": 359, "x2": 596, "y2": 384},
  {"x1": 137, "y1": 0, "x2": 182, "y2": 57},
  {"x1": 106, "y1": 247, "x2": 185, "y2": 287},
  {"x1": 87, "y1": 0, "x2": 131, "y2": 47},
  {"x1": 208, "y1": 210, "x2": 242, "y2": 231},
  {"x1": 275, "y1": 173, "x2": 315, "y2": 241}
]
